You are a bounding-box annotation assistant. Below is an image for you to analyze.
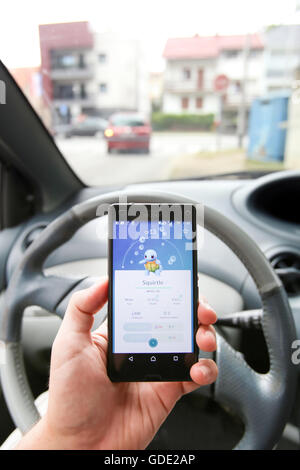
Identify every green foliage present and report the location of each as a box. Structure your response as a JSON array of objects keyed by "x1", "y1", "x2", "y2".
[{"x1": 151, "y1": 113, "x2": 215, "y2": 131}]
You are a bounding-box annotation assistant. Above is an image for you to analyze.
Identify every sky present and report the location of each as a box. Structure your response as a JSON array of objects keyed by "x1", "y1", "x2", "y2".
[{"x1": 0, "y1": 0, "x2": 299, "y2": 71}]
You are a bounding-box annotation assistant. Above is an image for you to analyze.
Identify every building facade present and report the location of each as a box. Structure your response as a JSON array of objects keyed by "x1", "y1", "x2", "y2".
[
  {"x1": 262, "y1": 25, "x2": 300, "y2": 95},
  {"x1": 39, "y1": 22, "x2": 150, "y2": 128},
  {"x1": 162, "y1": 34, "x2": 264, "y2": 128},
  {"x1": 91, "y1": 32, "x2": 149, "y2": 117}
]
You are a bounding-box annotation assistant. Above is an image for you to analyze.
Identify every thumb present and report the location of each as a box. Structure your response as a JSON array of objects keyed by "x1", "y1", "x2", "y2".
[{"x1": 61, "y1": 278, "x2": 109, "y2": 335}]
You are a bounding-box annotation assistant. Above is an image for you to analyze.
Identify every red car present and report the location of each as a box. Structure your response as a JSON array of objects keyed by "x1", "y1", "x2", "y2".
[{"x1": 104, "y1": 113, "x2": 151, "y2": 154}]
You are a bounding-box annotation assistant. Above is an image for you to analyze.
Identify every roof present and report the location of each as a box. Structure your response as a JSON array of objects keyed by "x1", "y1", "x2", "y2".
[
  {"x1": 10, "y1": 67, "x2": 41, "y2": 97},
  {"x1": 163, "y1": 34, "x2": 264, "y2": 59},
  {"x1": 39, "y1": 21, "x2": 94, "y2": 50}
]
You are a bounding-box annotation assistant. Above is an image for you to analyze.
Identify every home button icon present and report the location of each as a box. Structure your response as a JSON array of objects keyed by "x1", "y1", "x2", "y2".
[{"x1": 150, "y1": 356, "x2": 156, "y2": 362}]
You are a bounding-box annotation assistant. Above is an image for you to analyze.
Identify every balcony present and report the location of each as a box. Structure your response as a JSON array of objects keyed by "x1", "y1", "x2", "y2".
[
  {"x1": 164, "y1": 80, "x2": 213, "y2": 93},
  {"x1": 53, "y1": 93, "x2": 96, "y2": 107},
  {"x1": 50, "y1": 66, "x2": 93, "y2": 81}
]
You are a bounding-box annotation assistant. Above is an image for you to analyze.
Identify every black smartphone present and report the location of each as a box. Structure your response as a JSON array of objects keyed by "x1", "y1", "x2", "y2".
[{"x1": 107, "y1": 203, "x2": 198, "y2": 382}]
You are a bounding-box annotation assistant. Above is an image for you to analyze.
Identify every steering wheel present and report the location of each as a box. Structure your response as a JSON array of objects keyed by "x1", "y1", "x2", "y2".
[{"x1": 0, "y1": 190, "x2": 297, "y2": 449}]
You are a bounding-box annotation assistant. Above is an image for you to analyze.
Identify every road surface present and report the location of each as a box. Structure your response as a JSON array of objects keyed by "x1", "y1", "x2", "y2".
[{"x1": 55, "y1": 132, "x2": 240, "y2": 186}]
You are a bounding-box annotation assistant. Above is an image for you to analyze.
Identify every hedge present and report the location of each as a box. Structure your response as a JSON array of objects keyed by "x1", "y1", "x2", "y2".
[{"x1": 151, "y1": 113, "x2": 215, "y2": 131}]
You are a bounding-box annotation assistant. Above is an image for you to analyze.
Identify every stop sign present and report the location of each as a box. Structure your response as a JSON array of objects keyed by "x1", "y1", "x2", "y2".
[{"x1": 214, "y1": 74, "x2": 229, "y2": 92}]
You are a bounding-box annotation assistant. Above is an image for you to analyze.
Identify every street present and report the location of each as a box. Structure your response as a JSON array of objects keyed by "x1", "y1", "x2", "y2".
[{"x1": 55, "y1": 132, "x2": 241, "y2": 186}]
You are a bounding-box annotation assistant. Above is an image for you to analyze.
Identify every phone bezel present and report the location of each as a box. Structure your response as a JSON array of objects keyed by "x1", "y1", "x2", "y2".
[{"x1": 107, "y1": 203, "x2": 198, "y2": 382}]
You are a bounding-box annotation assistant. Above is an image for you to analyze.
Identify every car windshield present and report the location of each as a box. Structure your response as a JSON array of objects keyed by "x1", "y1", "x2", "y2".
[
  {"x1": 111, "y1": 116, "x2": 147, "y2": 127},
  {"x1": 1, "y1": 1, "x2": 300, "y2": 186}
]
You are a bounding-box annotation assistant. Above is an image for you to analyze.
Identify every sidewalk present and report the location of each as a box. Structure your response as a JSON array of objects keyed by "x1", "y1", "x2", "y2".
[{"x1": 167, "y1": 148, "x2": 284, "y2": 179}]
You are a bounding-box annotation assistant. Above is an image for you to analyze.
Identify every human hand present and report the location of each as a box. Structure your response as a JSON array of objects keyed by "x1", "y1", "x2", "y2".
[{"x1": 18, "y1": 278, "x2": 218, "y2": 450}]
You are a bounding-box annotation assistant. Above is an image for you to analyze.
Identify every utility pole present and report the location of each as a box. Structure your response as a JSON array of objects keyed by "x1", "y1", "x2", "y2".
[
  {"x1": 237, "y1": 34, "x2": 251, "y2": 148},
  {"x1": 135, "y1": 40, "x2": 140, "y2": 112}
]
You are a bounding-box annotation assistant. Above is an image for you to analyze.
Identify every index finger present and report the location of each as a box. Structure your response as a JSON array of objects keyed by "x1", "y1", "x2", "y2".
[{"x1": 198, "y1": 297, "x2": 217, "y2": 325}]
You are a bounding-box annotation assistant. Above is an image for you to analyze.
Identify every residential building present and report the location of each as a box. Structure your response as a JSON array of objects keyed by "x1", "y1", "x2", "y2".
[
  {"x1": 262, "y1": 25, "x2": 300, "y2": 95},
  {"x1": 90, "y1": 32, "x2": 150, "y2": 117},
  {"x1": 162, "y1": 34, "x2": 264, "y2": 127},
  {"x1": 39, "y1": 22, "x2": 150, "y2": 128},
  {"x1": 39, "y1": 21, "x2": 95, "y2": 127}
]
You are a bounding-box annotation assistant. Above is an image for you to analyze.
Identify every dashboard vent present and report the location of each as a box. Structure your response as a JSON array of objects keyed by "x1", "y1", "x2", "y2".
[{"x1": 270, "y1": 252, "x2": 300, "y2": 295}]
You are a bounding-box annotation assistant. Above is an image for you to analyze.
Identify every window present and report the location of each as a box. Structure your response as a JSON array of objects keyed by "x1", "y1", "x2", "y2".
[
  {"x1": 98, "y1": 53, "x2": 107, "y2": 63},
  {"x1": 80, "y1": 84, "x2": 86, "y2": 99},
  {"x1": 223, "y1": 50, "x2": 240, "y2": 58},
  {"x1": 266, "y1": 69, "x2": 285, "y2": 77},
  {"x1": 197, "y1": 69, "x2": 204, "y2": 89},
  {"x1": 51, "y1": 52, "x2": 78, "y2": 70},
  {"x1": 60, "y1": 55, "x2": 76, "y2": 67},
  {"x1": 99, "y1": 83, "x2": 107, "y2": 93},
  {"x1": 196, "y1": 97, "x2": 203, "y2": 109},
  {"x1": 53, "y1": 84, "x2": 74, "y2": 99},
  {"x1": 181, "y1": 96, "x2": 189, "y2": 110},
  {"x1": 183, "y1": 68, "x2": 191, "y2": 80},
  {"x1": 79, "y1": 53, "x2": 85, "y2": 69},
  {"x1": 271, "y1": 50, "x2": 285, "y2": 57},
  {"x1": 249, "y1": 49, "x2": 260, "y2": 58}
]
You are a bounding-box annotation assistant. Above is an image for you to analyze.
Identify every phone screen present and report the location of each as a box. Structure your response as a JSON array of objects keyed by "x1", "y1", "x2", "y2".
[{"x1": 108, "y1": 204, "x2": 198, "y2": 382}]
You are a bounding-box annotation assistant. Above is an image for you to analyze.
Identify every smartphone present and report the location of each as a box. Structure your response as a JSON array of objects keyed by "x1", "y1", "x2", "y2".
[{"x1": 107, "y1": 203, "x2": 198, "y2": 382}]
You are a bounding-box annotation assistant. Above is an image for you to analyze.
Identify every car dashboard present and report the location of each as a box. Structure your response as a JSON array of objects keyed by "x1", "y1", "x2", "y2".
[
  {"x1": 4, "y1": 171, "x2": 300, "y2": 324},
  {"x1": 1, "y1": 170, "x2": 300, "y2": 448}
]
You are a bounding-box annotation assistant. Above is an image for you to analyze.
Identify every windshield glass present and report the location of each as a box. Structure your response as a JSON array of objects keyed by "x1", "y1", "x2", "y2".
[
  {"x1": 110, "y1": 115, "x2": 147, "y2": 127},
  {"x1": 1, "y1": 1, "x2": 300, "y2": 186}
]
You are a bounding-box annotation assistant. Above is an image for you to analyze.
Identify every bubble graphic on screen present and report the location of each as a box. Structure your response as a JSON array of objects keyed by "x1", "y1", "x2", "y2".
[
  {"x1": 130, "y1": 260, "x2": 134, "y2": 264},
  {"x1": 168, "y1": 259, "x2": 173, "y2": 265},
  {"x1": 139, "y1": 244, "x2": 144, "y2": 250},
  {"x1": 161, "y1": 242, "x2": 165, "y2": 246},
  {"x1": 139, "y1": 236, "x2": 145, "y2": 243},
  {"x1": 134, "y1": 251, "x2": 139, "y2": 256},
  {"x1": 170, "y1": 255, "x2": 176, "y2": 262}
]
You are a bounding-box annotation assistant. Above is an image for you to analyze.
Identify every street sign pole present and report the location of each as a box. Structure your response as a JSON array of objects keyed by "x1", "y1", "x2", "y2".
[{"x1": 216, "y1": 93, "x2": 223, "y2": 151}]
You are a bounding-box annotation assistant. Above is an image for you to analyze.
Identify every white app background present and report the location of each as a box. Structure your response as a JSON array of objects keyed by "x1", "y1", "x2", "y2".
[{"x1": 113, "y1": 269, "x2": 192, "y2": 353}]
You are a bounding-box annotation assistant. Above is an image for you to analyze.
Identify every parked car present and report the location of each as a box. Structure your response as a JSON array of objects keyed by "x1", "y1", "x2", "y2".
[
  {"x1": 57, "y1": 116, "x2": 108, "y2": 138},
  {"x1": 51, "y1": 123, "x2": 73, "y2": 138},
  {"x1": 104, "y1": 113, "x2": 151, "y2": 154}
]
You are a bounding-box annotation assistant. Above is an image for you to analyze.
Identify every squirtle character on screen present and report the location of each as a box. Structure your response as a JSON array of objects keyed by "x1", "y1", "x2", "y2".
[{"x1": 139, "y1": 249, "x2": 162, "y2": 276}]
